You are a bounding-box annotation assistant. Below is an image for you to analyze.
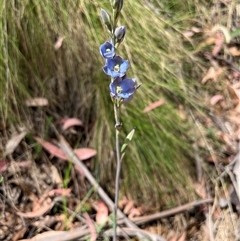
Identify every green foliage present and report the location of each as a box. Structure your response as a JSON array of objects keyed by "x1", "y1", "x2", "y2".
[
  {"x1": 0, "y1": 0, "x2": 209, "y2": 206},
  {"x1": 91, "y1": 0, "x2": 201, "y2": 206}
]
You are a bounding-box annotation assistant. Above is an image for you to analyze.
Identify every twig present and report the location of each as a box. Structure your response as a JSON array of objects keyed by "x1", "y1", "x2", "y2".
[
  {"x1": 206, "y1": 206, "x2": 215, "y2": 241},
  {"x1": 18, "y1": 227, "x2": 90, "y2": 241},
  {"x1": 131, "y1": 198, "x2": 213, "y2": 225},
  {"x1": 104, "y1": 227, "x2": 166, "y2": 240},
  {"x1": 19, "y1": 224, "x2": 166, "y2": 241}
]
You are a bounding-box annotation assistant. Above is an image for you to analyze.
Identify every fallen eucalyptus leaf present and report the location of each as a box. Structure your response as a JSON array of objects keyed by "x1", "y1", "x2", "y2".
[{"x1": 5, "y1": 130, "x2": 27, "y2": 156}]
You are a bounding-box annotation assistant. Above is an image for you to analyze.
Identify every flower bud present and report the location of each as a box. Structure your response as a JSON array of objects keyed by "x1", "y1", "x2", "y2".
[
  {"x1": 100, "y1": 9, "x2": 112, "y2": 31},
  {"x1": 114, "y1": 26, "x2": 126, "y2": 44},
  {"x1": 110, "y1": 0, "x2": 123, "y2": 12}
]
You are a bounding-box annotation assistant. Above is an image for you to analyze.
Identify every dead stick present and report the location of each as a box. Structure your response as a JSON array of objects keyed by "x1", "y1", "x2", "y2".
[
  {"x1": 19, "y1": 225, "x2": 167, "y2": 241},
  {"x1": 132, "y1": 198, "x2": 213, "y2": 225}
]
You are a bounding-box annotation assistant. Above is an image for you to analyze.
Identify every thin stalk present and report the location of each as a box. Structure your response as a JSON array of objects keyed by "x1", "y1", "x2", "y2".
[
  {"x1": 113, "y1": 103, "x2": 121, "y2": 241},
  {"x1": 107, "y1": 25, "x2": 120, "y2": 237},
  {"x1": 111, "y1": 12, "x2": 120, "y2": 241}
]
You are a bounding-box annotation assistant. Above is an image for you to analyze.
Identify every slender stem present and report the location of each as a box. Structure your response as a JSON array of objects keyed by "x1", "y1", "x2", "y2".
[
  {"x1": 112, "y1": 11, "x2": 120, "y2": 240},
  {"x1": 113, "y1": 103, "x2": 121, "y2": 241},
  {"x1": 112, "y1": 9, "x2": 116, "y2": 44}
]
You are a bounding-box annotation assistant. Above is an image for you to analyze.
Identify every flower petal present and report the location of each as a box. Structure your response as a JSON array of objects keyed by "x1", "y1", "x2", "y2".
[
  {"x1": 99, "y1": 42, "x2": 115, "y2": 59},
  {"x1": 109, "y1": 77, "x2": 137, "y2": 102},
  {"x1": 120, "y1": 78, "x2": 135, "y2": 92},
  {"x1": 103, "y1": 56, "x2": 129, "y2": 78},
  {"x1": 120, "y1": 60, "x2": 129, "y2": 73}
]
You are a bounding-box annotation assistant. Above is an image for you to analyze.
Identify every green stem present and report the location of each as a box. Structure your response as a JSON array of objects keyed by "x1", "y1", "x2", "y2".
[
  {"x1": 111, "y1": 11, "x2": 120, "y2": 240},
  {"x1": 113, "y1": 103, "x2": 121, "y2": 241},
  {"x1": 112, "y1": 9, "x2": 116, "y2": 45}
]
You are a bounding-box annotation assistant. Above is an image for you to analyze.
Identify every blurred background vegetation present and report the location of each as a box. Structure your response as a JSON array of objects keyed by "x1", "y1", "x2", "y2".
[{"x1": 1, "y1": 0, "x2": 237, "y2": 208}]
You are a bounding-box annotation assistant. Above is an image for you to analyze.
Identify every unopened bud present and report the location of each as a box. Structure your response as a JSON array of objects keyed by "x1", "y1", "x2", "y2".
[
  {"x1": 100, "y1": 9, "x2": 112, "y2": 31},
  {"x1": 114, "y1": 26, "x2": 126, "y2": 44},
  {"x1": 110, "y1": 0, "x2": 123, "y2": 12}
]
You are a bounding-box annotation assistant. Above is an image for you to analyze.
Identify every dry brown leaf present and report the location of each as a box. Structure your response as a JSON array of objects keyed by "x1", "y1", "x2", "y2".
[
  {"x1": 232, "y1": 88, "x2": 240, "y2": 100},
  {"x1": 182, "y1": 27, "x2": 201, "y2": 38},
  {"x1": 143, "y1": 100, "x2": 165, "y2": 113},
  {"x1": 118, "y1": 196, "x2": 129, "y2": 209},
  {"x1": 128, "y1": 207, "x2": 142, "y2": 219},
  {"x1": 49, "y1": 164, "x2": 62, "y2": 185},
  {"x1": 0, "y1": 159, "x2": 9, "y2": 172},
  {"x1": 194, "y1": 179, "x2": 207, "y2": 199},
  {"x1": 5, "y1": 130, "x2": 27, "y2": 156},
  {"x1": 62, "y1": 118, "x2": 84, "y2": 130},
  {"x1": 234, "y1": 126, "x2": 240, "y2": 140},
  {"x1": 35, "y1": 189, "x2": 71, "y2": 211},
  {"x1": 47, "y1": 188, "x2": 71, "y2": 197},
  {"x1": 168, "y1": 235, "x2": 178, "y2": 241},
  {"x1": 178, "y1": 231, "x2": 187, "y2": 241},
  {"x1": 123, "y1": 200, "x2": 135, "y2": 214},
  {"x1": 182, "y1": 31, "x2": 194, "y2": 38},
  {"x1": 212, "y1": 207, "x2": 221, "y2": 220},
  {"x1": 74, "y1": 148, "x2": 97, "y2": 160},
  {"x1": 235, "y1": 102, "x2": 240, "y2": 113},
  {"x1": 204, "y1": 36, "x2": 216, "y2": 45},
  {"x1": 232, "y1": 82, "x2": 240, "y2": 89},
  {"x1": 191, "y1": 26, "x2": 201, "y2": 33},
  {"x1": 36, "y1": 137, "x2": 97, "y2": 161},
  {"x1": 95, "y1": 201, "x2": 108, "y2": 225},
  {"x1": 227, "y1": 84, "x2": 240, "y2": 100},
  {"x1": 210, "y1": 94, "x2": 224, "y2": 105},
  {"x1": 25, "y1": 98, "x2": 48, "y2": 107},
  {"x1": 219, "y1": 133, "x2": 233, "y2": 147},
  {"x1": 33, "y1": 196, "x2": 50, "y2": 212},
  {"x1": 228, "y1": 46, "x2": 240, "y2": 56},
  {"x1": 212, "y1": 32, "x2": 224, "y2": 56},
  {"x1": 17, "y1": 199, "x2": 54, "y2": 218},
  {"x1": 206, "y1": 154, "x2": 218, "y2": 163},
  {"x1": 227, "y1": 114, "x2": 240, "y2": 125},
  {"x1": 35, "y1": 137, "x2": 67, "y2": 160},
  {"x1": 54, "y1": 36, "x2": 65, "y2": 50},
  {"x1": 84, "y1": 213, "x2": 97, "y2": 241},
  {"x1": 201, "y1": 67, "x2": 224, "y2": 84},
  {"x1": 219, "y1": 184, "x2": 234, "y2": 208}
]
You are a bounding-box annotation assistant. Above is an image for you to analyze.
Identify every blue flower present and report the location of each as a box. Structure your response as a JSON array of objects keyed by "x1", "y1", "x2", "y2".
[
  {"x1": 109, "y1": 76, "x2": 137, "y2": 102},
  {"x1": 103, "y1": 56, "x2": 129, "y2": 78},
  {"x1": 100, "y1": 41, "x2": 115, "y2": 59}
]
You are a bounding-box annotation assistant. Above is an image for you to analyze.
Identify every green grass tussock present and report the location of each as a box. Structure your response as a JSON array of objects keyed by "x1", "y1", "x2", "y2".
[{"x1": 0, "y1": 0, "x2": 211, "y2": 207}]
